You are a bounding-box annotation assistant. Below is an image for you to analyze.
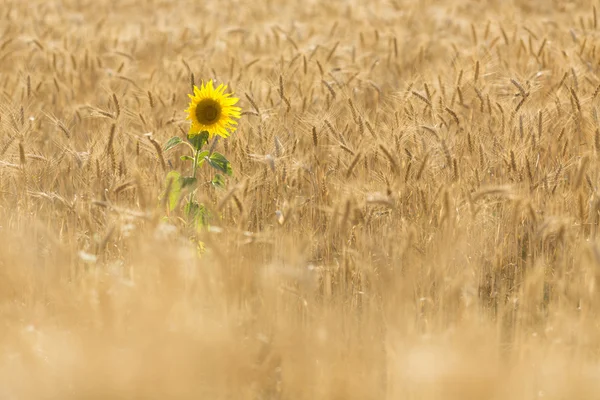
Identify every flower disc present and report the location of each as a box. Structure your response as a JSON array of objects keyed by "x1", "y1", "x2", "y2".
[{"x1": 185, "y1": 80, "x2": 241, "y2": 139}]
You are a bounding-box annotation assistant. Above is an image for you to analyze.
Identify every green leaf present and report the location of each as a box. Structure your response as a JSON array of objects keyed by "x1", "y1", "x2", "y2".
[
  {"x1": 185, "y1": 201, "x2": 210, "y2": 228},
  {"x1": 180, "y1": 176, "x2": 197, "y2": 189},
  {"x1": 184, "y1": 201, "x2": 199, "y2": 219},
  {"x1": 164, "y1": 171, "x2": 182, "y2": 211},
  {"x1": 188, "y1": 131, "x2": 209, "y2": 150},
  {"x1": 180, "y1": 155, "x2": 194, "y2": 162},
  {"x1": 208, "y1": 152, "x2": 233, "y2": 176},
  {"x1": 212, "y1": 173, "x2": 226, "y2": 189},
  {"x1": 196, "y1": 150, "x2": 209, "y2": 166},
  {"x1": 164, "y1": 136, "x2": 183, "y2": 152}
]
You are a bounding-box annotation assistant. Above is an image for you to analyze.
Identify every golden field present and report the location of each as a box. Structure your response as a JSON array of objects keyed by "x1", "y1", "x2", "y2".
[{"x1": 1, "y1": 0, "x2": 600, "y2": 398}]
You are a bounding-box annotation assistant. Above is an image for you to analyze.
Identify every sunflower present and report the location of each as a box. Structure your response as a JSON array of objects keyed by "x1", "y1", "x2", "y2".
[{"x1": 185, "y1": 80, "x2": 241, "y2": 139}]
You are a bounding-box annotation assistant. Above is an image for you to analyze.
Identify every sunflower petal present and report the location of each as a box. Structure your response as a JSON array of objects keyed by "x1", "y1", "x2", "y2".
[{"x1": 184, "y1": 79, "x2": 242, "y2": 138}]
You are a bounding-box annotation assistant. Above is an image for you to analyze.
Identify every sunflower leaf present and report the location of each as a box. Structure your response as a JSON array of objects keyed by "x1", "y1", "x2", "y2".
[
  {"x1": 211, "y1": 173, "x2": 226, "y2": 189},
  {"x1": 196, "y1": 150, "x2": 210, "y2": 168},
  {"x1": 185, "y1": 201, "x2": 210, "y2": 229},
  {"x1": 164, "y1": 171, "x2": 182, "y2": 211},
  {"x1": 180, "y1": 176, "x2": 197, "y2": 189},
  {"x1": 188, "y1": 131, "x2": 209, "y2": 151},
  {"x1": 196, "y1": 150, "x2": 209, "y2": 163},
  {"x1": 164, "y1": 136, "x2": 183, "y2": 152},
  {"x1": 180, "y1": 155, "x2": 194, "y2": 162},
  {"x1": 207, "y1": 152, "x2": 233, "y2": 176}
]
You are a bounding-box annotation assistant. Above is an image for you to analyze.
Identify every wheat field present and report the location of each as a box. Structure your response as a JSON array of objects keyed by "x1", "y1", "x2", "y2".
[{"x1": 1, "y1": 0, "x2": 600, "y2": 398}]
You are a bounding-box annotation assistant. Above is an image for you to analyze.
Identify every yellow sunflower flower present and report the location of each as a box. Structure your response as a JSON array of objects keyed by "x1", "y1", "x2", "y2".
[{"x1": 185, "y1": 80, "x2": 241, "y2": 139}]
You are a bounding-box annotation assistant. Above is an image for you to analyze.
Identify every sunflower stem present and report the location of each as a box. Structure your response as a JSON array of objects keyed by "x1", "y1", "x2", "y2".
[
  {"x1": 186, "y1": 149, "x2": 200, "y2": 216},
  {"x1": 191, "y1": 149, "x2": 200, "y2": 178}
]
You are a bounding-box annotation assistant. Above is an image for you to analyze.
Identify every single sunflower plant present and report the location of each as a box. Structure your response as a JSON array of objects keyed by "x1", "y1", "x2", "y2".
[{"x1": 161, "y1": 80, "x2": 241, "y2": 231}]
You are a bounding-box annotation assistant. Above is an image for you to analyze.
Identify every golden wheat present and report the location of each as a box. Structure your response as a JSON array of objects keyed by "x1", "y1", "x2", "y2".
[{"x1": 2, "y1": 0, "x2": 600, "y2": 398}]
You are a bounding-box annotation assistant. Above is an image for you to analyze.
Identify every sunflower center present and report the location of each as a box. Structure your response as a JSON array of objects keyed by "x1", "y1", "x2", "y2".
[{"x1": 195, "y1": 99, "x2": 221, "y2": 125}]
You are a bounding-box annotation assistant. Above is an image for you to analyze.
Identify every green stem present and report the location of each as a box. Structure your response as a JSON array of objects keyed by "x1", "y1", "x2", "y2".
[
  {"x1": 191, "y1": 149, "x2": 200, "y2": 177},
  {"x1": 186, "y1": 149, "x2": 200, "y2": 216}
]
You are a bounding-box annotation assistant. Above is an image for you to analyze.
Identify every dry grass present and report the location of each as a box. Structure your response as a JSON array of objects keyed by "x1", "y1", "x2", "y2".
[{"x1": 2, "y1": 0, "x2": 600, "y2": 398}]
